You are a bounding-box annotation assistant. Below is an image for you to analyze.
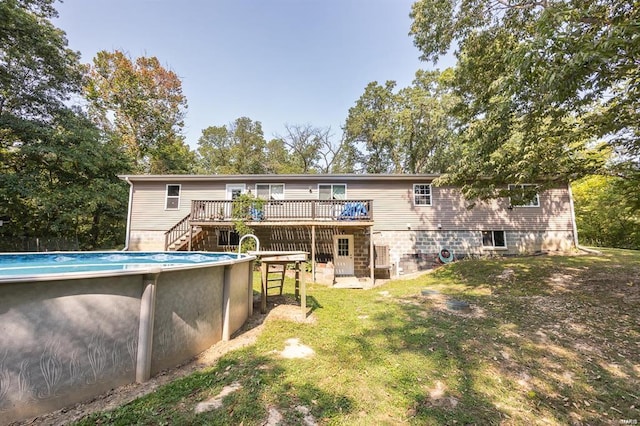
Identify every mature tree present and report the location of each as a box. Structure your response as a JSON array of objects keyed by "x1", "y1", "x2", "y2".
[
  {"x1": 274, "y1": 124, "x2": 348, "y2": 174},
  {"x1": 396, "y1": 69, "x2": 458, "y2": 173},
  {"x1": 330, "y1": 136, "x2": 361, "y2": 174},
  {"x1": 315, "y1": 130, "x2": 351, "y2": 174},
  {"x1": 149, "y1": 138, "x2": 196, "y2": 174},
  {"x1": 196, "y1": 125, "x2": 230, "y2": 174},
  {"x1": 263, "y1": 138, "x2": 300, "y2": 174},
  {"x1": 344, "y1": 81, "x2": 398, "y2": 173},
  {"x1": 572, "y1": 175, "x2": 640, "y2": 249},
  {"x1": 196, "y1": 117, "x2": 267, "y2": 174},
  {"x1": 1, "y1": 0, "x2": 82, "y2": 190},
  {"x1": 0, "y1": 0, "x2": 82, "y2": 121},
  {"x1": 410, "y1": 0, "x2": 638, "y2": 201},
  {"x1": 0, "y1": 2, "x2": 130, "y2": 250},
  {"x1": 84, "y1": 50, "x2": 193, "y2": 173},
  {"x1": 276, "y1": 124, "x2": 322, "y2": 173},
  {"x1": 344, "y1": 70, "x2": 457, "y2": 173},
  {"x1": 1, "y1": 108, "x2": 130, "y2": 250}
]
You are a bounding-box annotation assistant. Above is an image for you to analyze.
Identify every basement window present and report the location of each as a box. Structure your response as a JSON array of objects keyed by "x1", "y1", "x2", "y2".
[
  {"x1": 218, "y1": 229, "x2": 240, "y2": 246},
  {"x1": 482, "y1": 230, "x2": 507, "y2": 249}
]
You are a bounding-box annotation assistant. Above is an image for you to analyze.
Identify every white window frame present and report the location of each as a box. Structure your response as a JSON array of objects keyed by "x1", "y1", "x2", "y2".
[
  {"x1": 413, "y1": 183, "x2": 432, "y2": 206},
  {"x1": 165, "y1": 184, "x2": 181, "y2": 210},
  {"x1": 318, "y1": 184, "x2": 347, "y2": 200},
  {"x1": 255, "y1": 183, "x2": 285, "y2": 200},
  {"x1": 508, "y1": 184, "x2": 540, "y2": 207},
  {"x1": 482, "y1": 230, "x2": 507, "y2": 250}
]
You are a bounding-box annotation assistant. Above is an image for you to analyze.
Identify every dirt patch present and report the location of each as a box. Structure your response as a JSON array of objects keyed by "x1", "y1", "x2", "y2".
[
  {"x1": 277, "y1": 338, "x2": 315, "y2": 359},
  {"x1": 417, "y1": 290, "x2": 487, "y2": 318},
  {"x1": 16, "y1": 299, "x2": 310, "y2": 426}
]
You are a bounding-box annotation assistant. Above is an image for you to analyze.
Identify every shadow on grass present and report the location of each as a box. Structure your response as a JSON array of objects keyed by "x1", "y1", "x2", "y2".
[
  {"x1": 74, "y1": 251, "x2": 639, "y2": 425},
  {"x1": 76, "y1": 332, "x2": 354, "y2": 426},
  {"x1": 356, "y1": 251, "x2": 640, "y2": 424}
]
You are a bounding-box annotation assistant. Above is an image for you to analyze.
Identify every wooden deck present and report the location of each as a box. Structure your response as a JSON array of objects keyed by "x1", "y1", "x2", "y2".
[
  {"x1": 165, "y1": 199, "x2": 374, "y2": 251},
  {"x1": 190, "y1": 199, "x2": 373, "y2": 223}
]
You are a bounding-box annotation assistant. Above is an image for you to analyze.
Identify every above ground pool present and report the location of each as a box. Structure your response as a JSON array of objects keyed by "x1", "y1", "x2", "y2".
[
  {"x1": 0, "y1": 250, "x2": 255, "y2": 423},
  {"x1": 0, "y1": 251, "x2": 248, "y2": 281}
]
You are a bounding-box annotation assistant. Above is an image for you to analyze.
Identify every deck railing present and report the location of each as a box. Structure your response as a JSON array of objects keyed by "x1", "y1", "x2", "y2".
[{"x1": 191, "y1": 199, "x2": 373, "y2": 222}]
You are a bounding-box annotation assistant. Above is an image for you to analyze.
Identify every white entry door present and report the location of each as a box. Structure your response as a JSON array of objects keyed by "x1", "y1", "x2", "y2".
[
  {"x1": 225, "y1": 184, "x2": 245, "y2": 218},
  {"x1": 333, "y1": 235, "x2": 354, "y2": 276}
]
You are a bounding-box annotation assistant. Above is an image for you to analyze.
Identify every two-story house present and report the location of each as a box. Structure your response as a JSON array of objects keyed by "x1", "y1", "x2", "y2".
[{"x1": 120, "y1": 174, "x2": 577, "y2": 284}]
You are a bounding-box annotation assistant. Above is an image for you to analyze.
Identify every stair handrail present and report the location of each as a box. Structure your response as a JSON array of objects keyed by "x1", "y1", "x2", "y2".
[{"x1": 164, "y1": 213, "x2": 191, "y2": 250}]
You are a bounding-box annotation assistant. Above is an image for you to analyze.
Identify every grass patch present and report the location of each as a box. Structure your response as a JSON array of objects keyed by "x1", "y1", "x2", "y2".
[{"x1": 75, "y1": 248, "x2": 640, "y2": 425}]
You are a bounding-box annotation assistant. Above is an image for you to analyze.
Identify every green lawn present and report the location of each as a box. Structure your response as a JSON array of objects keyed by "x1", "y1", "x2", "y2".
[{"x1": 75, "y1": 248, "x2": 640, "y2": 425}]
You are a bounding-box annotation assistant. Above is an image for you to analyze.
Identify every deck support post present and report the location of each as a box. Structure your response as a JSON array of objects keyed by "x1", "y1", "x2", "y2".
[
  {"x1": 311, "y1": 225, "x2": 316, "y2": 282},
  {"x1": 260, "y1": 261, "x2": 268, "y2": 314},
  {"x1": 248, "y1": 260, "x2": 254, "y2": 317},
  {"x1": 299, "y1": 261, "x2": 306, "y2": 318}
]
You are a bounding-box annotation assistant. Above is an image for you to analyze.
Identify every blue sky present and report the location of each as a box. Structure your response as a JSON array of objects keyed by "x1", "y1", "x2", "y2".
[{"x1": 55, "y1": 0, "x2": 453, "y2": 149}]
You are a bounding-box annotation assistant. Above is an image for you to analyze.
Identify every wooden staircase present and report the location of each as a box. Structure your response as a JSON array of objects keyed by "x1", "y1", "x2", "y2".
[
  {"x1": 164, "y1": 213, "x2": 207, "y2": 251},
  {"x1": 167, "y1": 226, "x2": 204, "y2": 251}
]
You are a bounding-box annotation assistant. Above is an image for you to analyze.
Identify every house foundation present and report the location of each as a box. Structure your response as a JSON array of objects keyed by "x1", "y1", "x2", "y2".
[{"x1": 373, "y1": 229, "x2": 575, "y2": 275}]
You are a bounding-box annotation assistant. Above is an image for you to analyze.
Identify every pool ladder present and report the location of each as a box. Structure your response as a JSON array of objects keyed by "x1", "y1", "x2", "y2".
[{"x1": 237, "y1": 234, "x2": 260, "y2": 257}]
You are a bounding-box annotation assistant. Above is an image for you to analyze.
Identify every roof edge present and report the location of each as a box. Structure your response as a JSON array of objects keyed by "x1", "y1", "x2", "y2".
[{"x1": 117, "y1": 173, "x2": 442, "y2": 182}]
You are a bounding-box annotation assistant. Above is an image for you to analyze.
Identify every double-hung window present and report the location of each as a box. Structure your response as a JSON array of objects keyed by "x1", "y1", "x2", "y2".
[
  {"x1": 256, "y1": 183, "x2": 284, "y2": 200},
  {"x1": 508, "y1": 184, "x2": 540, "y2": 207},
  {"x1": 318, "y1": 184, "x2": 346, "y2": 200},
  {"x1": 165, "y1": 184, "x2": 181, "y2": 209},
  {"x1": 482, "y1": 231, "x2": 507, "y2": 249},
  {"x1": 413, "y1": 184, "x2": 432, "y2": 206}
]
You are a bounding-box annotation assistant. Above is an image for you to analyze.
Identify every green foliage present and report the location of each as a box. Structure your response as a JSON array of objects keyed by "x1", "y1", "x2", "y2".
[
  {"x1": 196, "y1": 117, "x2": 267, "y2": 174},
  {"x1": 344, "y1": 69, "x2": 458, "y2": 173},
  {"x1": 1, "y1": 109, "x2": 130, "y2": 249},
  {"x1": 263, "y1": 138, "x2": 301, "y2": 174},
  {"x1": 231, "y1": 193, "x2": 265, "y2": 249},
  {"x1": 0, "y1": 0, "x2": 82, "y2": 120},
  {"x1": 572, "y1": 175, "x2": 640, "y2": 249},
  {"x1": 0, "y1": 1, "x2": 128, "y2": 249},
  {"x1": 410, "y1": 0, "x2": 639, "y2": 200},
  {"x1": 197, "y1": 119, "x2": 350, "y2": 174},
  {"x1": 84, "y1": 50, "x2": 194, "y2": 174}
]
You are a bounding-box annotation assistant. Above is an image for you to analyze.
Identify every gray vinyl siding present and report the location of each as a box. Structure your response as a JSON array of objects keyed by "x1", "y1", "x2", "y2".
[
  {"x1": 360, "y1": 183, "x2": 573, "y2": 232},
  {"x1": 128, "y1": 178, "x2": 573, "y2": 233},
  {"x1": 130, "y1": 181, "x2": 226, "y2": 231}
]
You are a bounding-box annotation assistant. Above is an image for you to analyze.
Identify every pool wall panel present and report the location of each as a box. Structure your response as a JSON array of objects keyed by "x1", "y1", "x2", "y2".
[
  {"x1": 228, "y1": 262, "x2": 252, "y2": 336},
  {"x1": 0, "y1": 257, "x2": 253, "y2": 425},
  {"x1": 0, "y1": 276, "x2": 142, "y2": 423},
  {"x1": 150, "y1": 267, "x2": 225, "y2": 375}
]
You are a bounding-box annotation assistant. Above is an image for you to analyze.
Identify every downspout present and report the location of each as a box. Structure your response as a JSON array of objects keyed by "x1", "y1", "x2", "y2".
[{"x1": 123, "y1": 176, "x2": 134, "y2": 251}]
